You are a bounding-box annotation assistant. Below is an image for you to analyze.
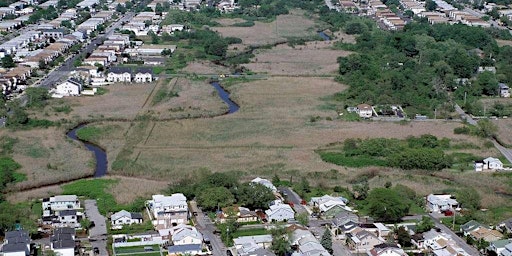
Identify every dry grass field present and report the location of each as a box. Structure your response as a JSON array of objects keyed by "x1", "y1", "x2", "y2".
[
  {"x1": 182, "y1": 61, "x2": 231, "y2": 75},
  {"x1": 243, "y1": 42, "x2": 351, "y2": 75},
  {"x1": 213, "y1": 10, "x2": 319, "y2": 46},
  {"x1": 497, "y1": 39, "x2": 512, "y2": 47},
  {"x1": 1, "y1": 127, "x2": 93, "y2": 191}
]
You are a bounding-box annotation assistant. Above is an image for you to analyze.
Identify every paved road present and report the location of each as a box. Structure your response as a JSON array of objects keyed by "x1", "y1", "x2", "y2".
[
  {"x1": 279, "y1": 187, "x2": 308, "y2": 215},
  {"x1": 37, "y1": 12, "x2": 136, "y2": 89},
  {"x1": 429, "y1": 213, "x2": 480, "y2": 255},
  {"x1": 84, "y1": 199, "x2": 108, "y2": 256},
  {"x1": 454, "y1": 103, "x2": 477, "y2": 125},
  {"x1": 192, "y1": 201, "x2": 227, "y2": 256}
]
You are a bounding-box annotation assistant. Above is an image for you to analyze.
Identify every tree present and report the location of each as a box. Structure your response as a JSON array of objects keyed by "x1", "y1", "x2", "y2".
[
  {"x1": 475, "y1": 119, "x2": 498, "y2": 138},
  {"x1": 416, "y1": 216, "x2": 435, "y2": 233},
  {"x1": 272, "y1": 174, "x2": 280, "y2": 185},
  {"x1": 25, "y1": 87, "x2": 49, "y2": 108},
  {"x1": 367, "y1": 188, "x2": 410, "y2": 222},
  {"x1": 1, "y1": 56, "x2": 15, "y2": 68},
  {"x1": 320, "y1": 229, "x2": 333, "y2": 254},
  {"x1": 295, "y1": 212, "x2": 309, "y2": 227},
  {"x1": 344, "y1": 21, "x2": 367, "y2": 35},
  {"x1": 116, "y1": 3, "x2": 126, "y2": 13},
  {"x1": 205, "y1": 39, "x2": 228, "y2": 57},
  {"x1": 352, "y1": 180, "x2": 369, "y2": 200},
  {"x1": 456, "y1": 188, "x2": 481, "y2": 211},
  {"x1": 235, "y1": 183, "x2": 274, "y2": 209},
  {"x1": 155, "y1": 2, "x2": 164, "y2": 15},
  {"x1": 197, "y1": 187, "x2": 234, "y2": 211},
  {"x1": 270, "y1": 226, "x2": 290, "y2": 256},
  {"x1": 394, "y1": 226, "x2": 411, "y2": 247},
  {"x1": 425, "y1": 0, "x2": 437, "y2": 11},
  {"x1": 6, "y1": 106, "x2": 28, "y2": 128},
  {"x1": 476, "y1": 71, "x2": 499, "y2": 96},
  {"x1": 60, "y1": 20, "x2": 73, "y2": 29}
]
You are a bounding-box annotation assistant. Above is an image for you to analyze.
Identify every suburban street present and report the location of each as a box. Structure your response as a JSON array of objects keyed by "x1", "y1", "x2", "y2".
[
  {"x1": 192, "y1": 201, "x2": 227, "y2": 256},
  {"x1": 37, "y1": 12, "x2": 136, "y2": 89},
  {"x1": 84, "y1": 200, "x2": 108, "y2": 256},
  {"x1": 279, "y1": 187, "x2": 308, "y2": 215},
  {"x1": 429, "y1": 213, "x2": 481, "y2": 255}
]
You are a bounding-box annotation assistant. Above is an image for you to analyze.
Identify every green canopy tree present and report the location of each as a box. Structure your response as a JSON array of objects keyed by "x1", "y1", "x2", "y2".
[
  {"x1": 320, "y1": 229, "x2": 333, "y2": 254},
  {"x1": 270, "y1": 226, "x2": 290, "y2": 256},
  {"x1": 197, "y1": 187, "x2": 234, "y2": 211},
  {"x1": 1, "y1": 56, "x2": 15, "y2": 68},
  {"x1": 367, "y1": 188, "x2": 410, "y2": 222},
  {"x1": 235, "y1": 183, "x2": 274, "y2": 209}
]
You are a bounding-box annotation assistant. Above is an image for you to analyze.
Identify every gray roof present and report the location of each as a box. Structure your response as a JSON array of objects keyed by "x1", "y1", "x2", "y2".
[
  {"x1": 52, "y1": 239, "x2": 75, "y2": 249},
  {"x1": 40, "y1": 28, "x2": 65, "y2": 33},
  {"x1": 51, "y1": 233, "x2": 73, "y2": 242},
  {"x1": 109, "y1": 66, "x2": 132, "y2": 74},
  {"x1": 131, "y1": 212, "x2": 143, "y2": 219},
  {"x1": 54, "y1": 227, "x2": 75, "y2": 235},
  {"x1": 2, "y1": 243, "x2": 27, "y2": 253},
  {"x1": 136, "y1": 67, "x2": 153, "y2": 75},
  {"x1": 59, "y1": 209, "x2": 77, "y2": 216},
  {"x1": 167, "y1": 244, "x2": 202, "y2": 253}
]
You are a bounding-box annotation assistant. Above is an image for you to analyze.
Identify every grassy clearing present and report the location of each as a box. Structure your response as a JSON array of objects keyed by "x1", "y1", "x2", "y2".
[
  {"x1": 232, "y1": 228, "x2": 270, "y2": 238},
  {"x1": 115, "y1": 245, "x2": 160, "y2": 254},
  {"x1": 61, "y1": 178, "x2": 145, "y2": 215}
]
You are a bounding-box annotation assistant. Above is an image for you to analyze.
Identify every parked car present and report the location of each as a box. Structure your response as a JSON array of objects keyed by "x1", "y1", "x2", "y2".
[{"x1": 93, "y1": 247, "x2": 99, "y2": 254}]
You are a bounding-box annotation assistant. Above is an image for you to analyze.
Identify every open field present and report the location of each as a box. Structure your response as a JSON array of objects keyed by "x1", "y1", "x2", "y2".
[
  {"x1": 106, "y1": 175, "x2": 169, "y2": 204},
  {"x1": 0, "y1": 127, "x2": 93, "y2": 192},
  {"x1": 497, "y1": 39, "x2": 512, "y2": 47},
  {"x1": 213, "y1": 10, "x2": 319, "y2": 46},
  {"x1": 242, "y1": 42, "x2": 351, "y2": 75}
]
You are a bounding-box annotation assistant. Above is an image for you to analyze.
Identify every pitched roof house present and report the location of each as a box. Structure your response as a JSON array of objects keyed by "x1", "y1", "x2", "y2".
[
  {"x1": 264, "y1": 203, "x2": 294, "y2": 222},
  {"x1": 107, "y1": 66, "x2": 132, "y2": 83},
  {"x1": 110, "y1": 210, "x2": 143, "y2": 229}
]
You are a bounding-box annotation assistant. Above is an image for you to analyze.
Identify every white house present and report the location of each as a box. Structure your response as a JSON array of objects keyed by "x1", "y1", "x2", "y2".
[
  {"x1": 265, "y1": 203, "x2": 294, "y2": 222},
  {"x1": 250, "y1": 177, "x2": 277, "y2": 192},
  {"x1": 291, "y1": 229, "x2": 332, "y2": 256},
  {"x1": 147, "y1": 194, "x2": 188, "y2": 229},
  {"x1": 134, "y1": 67, "x2": 153, "y2": 83},
  {"x1": 54, "y1": 78, "x2": 82, "y2": 96},
  {"x1": 233, "y1": 235, "x2": 272, "y2": 250},
  {"x1": 51, "y1": 239, "x2": 74, "y2": 256},
  {"x1": 170, "y1": 224, "x2": 203, "y2": 245},
  {"x1": 55, "y1": 209, "x2": 81, "y2": 228},
  {"x1": 500, "y1": 242, "x2": 512, "y2": 256},
  {"x1": 500, "y1": 83, "x2": 510, "y2": 98},
  {"x1": 42, "y1": 195, "x2": 80, "y2": 216},
  {"x1": 356, "y1": 103, "x2": 373, "y2": 118},
  {"x1": 107, "y1": 66, "x2": 132, "y2": 83},
  {"x1": 475, "y1": 157, "x2": 504, "y2": 172},
  {"x1": 110, "y1": 210, "x2": 143, "y2": 229},
  {"x1": 426, "y1": 194, "x2": 459, "y2": 213}
]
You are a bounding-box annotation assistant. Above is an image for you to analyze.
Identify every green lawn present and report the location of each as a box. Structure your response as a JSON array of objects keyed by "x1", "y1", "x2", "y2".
[
  {"x1": 115, "y1": 245, "x2": 160, "y2": 254},
  {"x1": 232, "y1": 228, "x2": 270, "y2": 238}
]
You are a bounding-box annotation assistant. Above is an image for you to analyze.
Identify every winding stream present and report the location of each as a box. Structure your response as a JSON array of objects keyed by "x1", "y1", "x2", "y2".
[{"x1": 66, "y1": 81, "x2": 238, "y2": 177}]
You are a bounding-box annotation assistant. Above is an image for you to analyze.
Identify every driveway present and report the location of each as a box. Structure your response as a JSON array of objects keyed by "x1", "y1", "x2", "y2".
[{"x1": 84, "y1": 200, "x2": 108, "y2": 256}]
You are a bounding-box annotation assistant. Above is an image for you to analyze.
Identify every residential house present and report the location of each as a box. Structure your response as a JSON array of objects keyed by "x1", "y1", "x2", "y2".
[
  {"x1": 2, "y1": 230, "x2": 30, "y2": 256},
  {"x1": 461, "y1": 220, "x2": 484, "y2": 236},
  {"x1": 500, "y1": 218, "x2": 512, "y2": 234},
  {"x1": 501, "y1": 243, "x2": 512, "y2": 256},
  {"x1": 265, "y1": 203, "x2": 294, "y2": 222},
  {"x1": 366, "y1": 243, "x2": 407, "y2": 256},
  {"x1": 426, "y1": 194, "x2": 459, "y2": 213},
  {"x1": 54, "y1": 78, "x2": 82, "y2": 96},
  {"x1": 500, "y1": 83, "x2": 510, "y2": 98},
  {"x1": 167, "y1": 244, "x2": 202, "y2": 256},
  {"x1": 40, "y1": 28, "x2": 65, "y2": 39},
  {"x1": 217, "y1": 206, "x2": 258, "y2": 223},
  {"x1": 290, "y1": 229, "x2": 331, "y2": 256},
  {"x1": 134, "y1": 67, "x2": 153, "y2": 83},
  {"x1": 233, "y1": 235, "x2": 273, "y2": 251},
  {"x1": 161, "y1": 24, "x2": 184, "y2": 34},
  {"x1": 107, "y1": 66, "x2": 132, "y2": 83},
  {"x1": 310, "y1": 195, "x2": 352, "y2": 218},
  {"x1": 170, "y1": 224, "x2": 203, "y2": 245},
  {"x1": 347, "y1": 229, "x2": 384, "y2": 253},
  {"x1": 50, "y1": 228, "x2": 75, "y2": 256},
  {"x1": 123, "y1": 44, "x2": 176, "y2": 56},
  {"x1": 147, "y1": 194, "x2": 188, "y2": 229},
  {"x1": 55, "y1": 209, "x2": 81, "y2": 228},
  {"x1": 422, "y1": 229, "x2": 471, "y2": 256},
  {"x1": 356, "y1": 104, "x2": 373, "y2": 118},
  {"x1": 331, "y1": 211, "x2": 360, "y2": 239},
  {"x1": 110, "y1": 210, "x2": 143, "y2": 229},
  {"x1": 250, "y1": 177, "x2": 277, "y2": 192},
  {"x1": 489, "y1": 239, "x2": 512, "y2": 255},
  {"x1": 42, "y1": 195, "x2": 80, "y2": 216},
  {"x1": 235, "y1": 242, "x2": 275, "y2": 256},
  {"x1": 470, "y1": 227, "x2": 503, "y2": 243},
  {"x1": 475, "y1": 157, "x2": 503, "y2": 172}
]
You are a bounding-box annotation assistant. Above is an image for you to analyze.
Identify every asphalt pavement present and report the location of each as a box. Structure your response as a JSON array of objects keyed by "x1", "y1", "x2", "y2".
[
  {"x1": 84, "y1": 199, "x2": 108, "y2": 256},
  {"x1": 429, "y1": 213, "x2": 481, "y2": 255},
  {"x1": 192, "y1": 201, "x2": 227, "y2": 256},
  {"x1": 279, "y1": 187, "x2": 308, "y2": 215}
]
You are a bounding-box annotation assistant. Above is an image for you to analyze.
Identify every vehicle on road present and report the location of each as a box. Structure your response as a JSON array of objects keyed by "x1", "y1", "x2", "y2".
[{"x1": 93, "y1": 247, "x2": 99, "y2": 254}]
